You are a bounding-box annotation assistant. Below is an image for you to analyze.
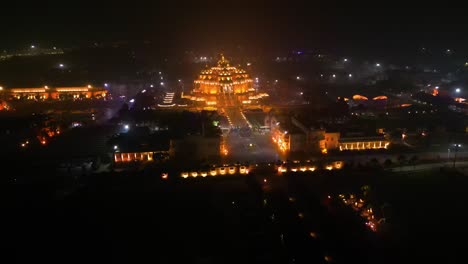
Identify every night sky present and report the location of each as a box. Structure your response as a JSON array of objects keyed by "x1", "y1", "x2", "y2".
[{"x1": 1, "y1": 2, "x2": 468, "y2": 57}]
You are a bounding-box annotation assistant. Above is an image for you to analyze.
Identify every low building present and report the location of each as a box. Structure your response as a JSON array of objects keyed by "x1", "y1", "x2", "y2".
[
  {"x1": 0, "y1": 85, "x2": 108, "y2": 101},
  {"x1": 114, "y1": 151, "x2": 168, "y2": 163},
  {"x1": 338, "y1": 136, "x2": 389, "y2": 151},
  {"x1": 288, "y1": 132, "x2": 307, "y2": 152},
  {"x1": 270, "y1": 114, "x2": 391, "y2": 155},
  {"x1": 111, "y1": 130, "x2": 171, "y2": 164},
  {"x1": 271, "y1": 117, "x2": 307, "y2": 153},
  {"x1": 320, "y1": 132, "x2": 340, "y2": 152}
]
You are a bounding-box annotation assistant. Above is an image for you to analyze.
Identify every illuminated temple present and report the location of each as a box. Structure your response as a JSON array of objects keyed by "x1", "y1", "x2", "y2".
[{"x1": 193, "y1": 55, "x2": 253, "y2": 94}]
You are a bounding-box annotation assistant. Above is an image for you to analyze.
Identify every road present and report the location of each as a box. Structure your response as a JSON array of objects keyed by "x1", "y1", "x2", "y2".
[
  {"x1": 223, "y1": 132, "x2": 281, "y2": 163},
  {"x1": 218, "y1": 92, "x2": 250, "y2": 129},
  {"x1": 218, "y1": 93, "x2": 238, "y2": 107},
  {"x1": 218, "y1": 92, "x2": 281, "y2": 163},
  {"x1": 223, "y1": 107, "x2": 249, "y2": 128}
]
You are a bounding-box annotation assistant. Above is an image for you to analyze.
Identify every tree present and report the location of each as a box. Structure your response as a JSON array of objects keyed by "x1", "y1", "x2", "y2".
[
  {"x1": 369, "y1": 158, "x2": 380, "y2": 169},
  {"x1": 397, "y1": 155, "x2": 407, "y2": 165},
  {"x1": 384, "y1": 159, "x2": 393, "y2": 168},
  {"x1": 361, "y1": 185, "x2": 371, "y2": 198},
  {"x1": 398, "y1": 155, "x2": 407, "y2": 171},
  {"x1": 409, "y1": 155, "x2": 419, "y2": 170}
]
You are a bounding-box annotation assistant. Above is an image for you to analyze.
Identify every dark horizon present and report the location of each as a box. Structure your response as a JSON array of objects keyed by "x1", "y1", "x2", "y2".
[{"x1": 2, "y1": 3, "x2": 468, "y2": 58}]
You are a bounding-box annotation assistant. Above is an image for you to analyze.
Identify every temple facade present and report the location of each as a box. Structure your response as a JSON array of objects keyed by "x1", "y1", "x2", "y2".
[{"x1": 193, "y1": 55, "x2": 253, "y2": 94}]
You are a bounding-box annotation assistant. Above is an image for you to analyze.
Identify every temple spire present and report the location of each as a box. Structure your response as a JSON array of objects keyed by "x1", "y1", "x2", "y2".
[{"x1": 218, "y1": 54, "x2": 229, "y2": 67}]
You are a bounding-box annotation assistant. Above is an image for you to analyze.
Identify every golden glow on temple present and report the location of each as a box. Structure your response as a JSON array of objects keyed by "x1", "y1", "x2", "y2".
[{"x1": 194, "y1": 54, "x2": 253, "y2": 94}]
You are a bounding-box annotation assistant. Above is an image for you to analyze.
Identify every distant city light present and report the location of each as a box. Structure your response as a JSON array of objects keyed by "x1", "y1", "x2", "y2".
[
  {"x1": 435, "y1": 86, "x2": 439, "y2": 89},
  {"x1": 142, "y1": 89, "x2": 146, "y2": 93},
  {"x1": 160, "y1": 82, "x2": 164, "y2": 86},
  {"x1": 158, "y1": 72, "x2": 162, "y2": 75},
  {"x1": 332, "y1": 74, "x2": 336, "y2": 78},
  {"x1": 124, "y1": 124, "x2": 129, "y2": 130},
  {"x1": 53, "y1": 47, "x2": 57, "y2": 50},
  {"x1": 247, "y1": 62, "x2": 251, "y2": 66},
  {"x1": 178, "y1": 79, "x2": 181, "y2": 82},
  {"x1": 129, "y1": 99, "x2": 135, "y2": 103},
  {"x1": 343, "y1": 58, "x2": 348, "y2": 62},
  {"x1": 150, "y1": 84, "x2": 154, "y2": 88},
  {"x1": 113, "y1": 145, "x2": 118, "y2": 150},
  {"x1": 59, "y1": 63, "x2": 64, "y2": 68},
  {"x1": 455, "y1": 88, "x2": 461, "y2": 93},
  {"x1": 31, "y1": 45, "x2": 35, "y2": 49},
  {"x1": 348, "y1": 74, "x2": 353, "y2": 77},
  {"x1": 300, "y1": 92, "x2": 303, "y2": 95},
  {"x1": 87, "y1": 85, "x2": 92, "y2": 88},
  {"x1": 104, "y1": 83, "x2": 109, "y2": 87},
  {"x1": 376, "y1": 63, "x2": 381, "y2": 67},
  {"x1": 0, "y1": 86, "x2": 3, "y2": 90},
  {"x1": 296, "y1": 76, "x2": 301, "y2": 80},
  {"x1": 44, "y1": 85, "x2": 49, "y2": 89},
  {"x1": 275, "y1": 80, "x2": 278, "y2": 83}
]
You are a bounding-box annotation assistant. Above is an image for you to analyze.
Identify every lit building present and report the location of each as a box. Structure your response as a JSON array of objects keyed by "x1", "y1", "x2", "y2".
[
  {"x1": 338, "y1": 137, "x2": 390, "y2": 151},
  {"x1": 0, "y1": 100, "x2": 9, "y2": 110},
  {"x1": 193, "y1": 55, "x2": 253, "y2": 94},
  {"x1": 114, "y1": 152, "x2": 157, "y2": 163},
  {"x1": 270, "y1": 116, "x2": 306, "y2": 153},
  {"x1": 273, "y1": 115, "x2": 390, "y2": 154},
  {"x1": 320, "y1": 132, "x2": 340, "y2": 151},
  {"x1": 111, "y1": 130, "x2": 171, "y2": 164},
  {"x1": 346, "y1": 94, "x2": 388, "y2": 108},
  {"x1": 0, "y1": 86, "x2": 108, "y2": 100},
  {"x1": 319, "y1": 133, "x2": 390, "y2": 152}
]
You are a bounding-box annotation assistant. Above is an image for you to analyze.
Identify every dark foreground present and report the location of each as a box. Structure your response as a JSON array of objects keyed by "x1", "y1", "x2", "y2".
[{"x1": 9, "y1": 166, "x2": 468, "y2": 263}]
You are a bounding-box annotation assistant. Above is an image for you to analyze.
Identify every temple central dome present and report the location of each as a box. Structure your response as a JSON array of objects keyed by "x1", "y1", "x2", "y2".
[{"x1": 194, "y1": 54, "x2": 253, "y2": 94}]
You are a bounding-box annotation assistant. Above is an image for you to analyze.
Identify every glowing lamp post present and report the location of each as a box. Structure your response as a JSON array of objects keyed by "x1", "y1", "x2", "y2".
[{"x1": 453, "y1": 144, "x2": 462, "y2": 168}]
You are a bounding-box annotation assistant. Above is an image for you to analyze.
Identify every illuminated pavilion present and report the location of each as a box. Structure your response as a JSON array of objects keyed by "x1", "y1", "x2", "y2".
[
  {"x1": 193, "y1": 55, "x2": 253, "y2": 94},
  {"x1": 0, "y1": 85, "x2": 108, "y2": 100}
]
